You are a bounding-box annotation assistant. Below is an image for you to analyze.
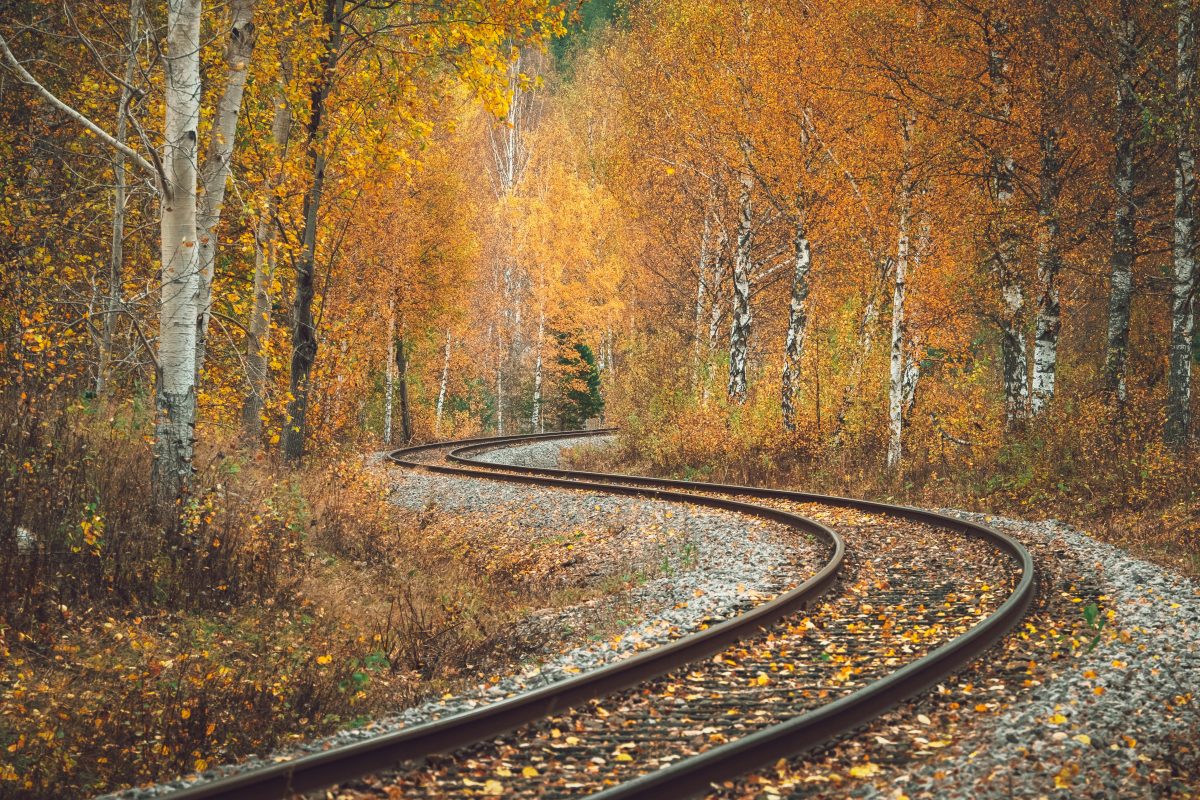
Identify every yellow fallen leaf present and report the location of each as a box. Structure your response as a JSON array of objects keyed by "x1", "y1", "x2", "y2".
[
  {"x1": 495, "y1": 767, "x2": 512, "y2": 777},
  {"x1": 522, "y1": 766, "x2": 539, "y2": 778},
  {"x1": 1073, "y1": 734, "x2": 1092, "y2": 746},
  {"x1": 848, "y1": 763, "x2": 881, "y2": 778},
  {"x1": 614, "y1": 752, "x2": 634, "y2": 762},
  {"x1": 483, "y1": 779, "x2": 504, "y2": 795},
  {"x1": 1048, "y1": 713, "x2": 1068, "y2": 724}
]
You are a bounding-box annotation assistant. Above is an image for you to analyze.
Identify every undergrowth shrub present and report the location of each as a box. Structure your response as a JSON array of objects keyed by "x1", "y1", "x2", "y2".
[{"x1": 0, "y1": 395, "x2": 583, "y2": 798}]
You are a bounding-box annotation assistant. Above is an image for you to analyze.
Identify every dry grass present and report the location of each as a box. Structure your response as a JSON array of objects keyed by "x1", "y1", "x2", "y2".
[
  {"x1": 0, "y1": 397, "x2": 645, "y2": 798},
  {"x1": 563, "y1": 412, "x2": 1200, "y2": 581}
]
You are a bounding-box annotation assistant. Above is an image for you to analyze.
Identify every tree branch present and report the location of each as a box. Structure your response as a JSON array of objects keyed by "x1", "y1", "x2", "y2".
[{"x1": 0, "y1": 30, "x2": 159, "y2": 181}]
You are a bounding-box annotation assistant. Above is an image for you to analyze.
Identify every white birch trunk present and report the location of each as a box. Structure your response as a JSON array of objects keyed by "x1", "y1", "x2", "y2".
[
  {"x1": 780, "y1": 211, "x2": 812, "y2": 432},
  {"x1": 727, "y1": 159, "x2": 754, "y2": 403},
  {"x1": 887, "y1": 113, "x2": 915, "y2": 471},
  {"x1": 496, "y1": 326, "x2": 505, "y2": 434},
  {"x1": 986, "y1": 16, "x2": 1028, "y2": 427},
  {"x1": 1105, "y1": 0, "x2": 1138, "y2": 403},
  {"x1": 532, "y1": 307, "x2": 544, "y2": 432},
  {"x1": 435, "y1": 329, "x2": 451, "y2": 436},
  {"x1": 691, "y1": 204, "x2": 713, "y2": 383},
  {"x1": 1031, "y1": 125, "x2": 1063, "y2": 415},
  {"x1": 1168, "y1": 0, "x2": 1197, "y2": 445},
  {"x1": 383, "y1": 300, "x2": 395, "y2": 444},
  {"x1": 195, "y1": 0, "x2": 257, "y2": 377},
  {"x1": 0, "y1": 1, "x2": 201, "y2": 509},
  {"x1": 152, "y1": 0, "x2": 204, "y2": 509}
]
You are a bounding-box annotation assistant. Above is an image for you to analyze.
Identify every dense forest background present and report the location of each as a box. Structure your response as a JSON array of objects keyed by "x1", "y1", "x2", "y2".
[{"x1": 1, "y1": 0, "x2": 1199, "y2": 793}]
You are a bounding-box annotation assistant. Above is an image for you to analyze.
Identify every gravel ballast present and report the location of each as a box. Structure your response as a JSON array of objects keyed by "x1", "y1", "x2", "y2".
[{"x1": 721, "y1": 511, "x2": 1199, "y2": 799}]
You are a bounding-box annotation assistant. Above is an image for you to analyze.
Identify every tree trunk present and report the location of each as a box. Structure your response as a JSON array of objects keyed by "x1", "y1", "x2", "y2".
[
  {"x1": 1104, "y1": 0, "x2": 1138, "y2": 403},
  {"x1": 241, "y1": 88, "x2": 290, "y2": 442},
  {"x1": 727, "y1": 157, "x2": 753, "y2": 403},
  {"x1": 1168, "y1": 0, "x2": 1197, "y2": 445},
  {"x1": 396, "y1": 332, "x2": 412, "y2": 443},
  {"x1": 151, "y1": 0, "x2": 203, "y2": 511},
  {"x1": 1032, "y1": 124, "x2": 1064, "y2": 415},
  {"x1": 691, "y1": 208, "x2": 705, "y2": 381},
  {"x1": 887, "y1": 112, "x2": 915, "y2": 471},
  {"x1": 495, "y1": 326, "x2": 505, "y2": 434},
  {"x1": 383, "y1": 300, "x2": 395, "y2": 444},
  {"x1": 532, "y1": 306, "x2": 544, "y2": 432},
  {"x1": 435, "y1": 329, "x2": 451, "y2": 436},
  {"x1": 781, "y1": 205, "x2": 812, "y2": 432},
  {"x1": 282, "y1": 0, "x2": 344, "y2": 462},
  {"x1": 986, "y1": 14, "x2": 1028, "y2": 429},
  {"x1": 195, "y1": 0, "x2": 257, "y2": 378},
  {"x1": 97, "y1": 0, "x2": 142, "y2": 397}
]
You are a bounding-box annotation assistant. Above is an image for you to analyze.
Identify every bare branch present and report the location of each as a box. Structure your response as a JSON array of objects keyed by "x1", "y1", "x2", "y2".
[{"x1": 0, "y1": 30, "x2": 159, "y2": 181}]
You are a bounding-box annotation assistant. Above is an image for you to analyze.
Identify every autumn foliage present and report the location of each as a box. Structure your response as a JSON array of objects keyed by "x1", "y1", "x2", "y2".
[{"x1": 2, "y1": 0, "x2": 1200, "y2": 793}]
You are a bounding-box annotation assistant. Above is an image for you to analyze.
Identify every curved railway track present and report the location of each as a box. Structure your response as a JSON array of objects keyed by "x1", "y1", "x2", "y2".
[{"x1": 165, "y1": 429, "x2": 1034, "y2": 800}]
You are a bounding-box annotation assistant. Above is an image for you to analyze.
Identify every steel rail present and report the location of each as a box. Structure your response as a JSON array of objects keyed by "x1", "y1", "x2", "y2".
[
  {"x1": 161, "y1": 430, "x2": 846, "y2": 800},
  {"x1": 449, "y1": 435, "x2": 1037, "y2": 799}
]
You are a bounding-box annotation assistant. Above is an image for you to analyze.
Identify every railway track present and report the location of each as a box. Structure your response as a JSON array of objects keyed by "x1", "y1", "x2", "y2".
[{"x1": 165, "y1": 429, "x2": 1034, "y2": 800}]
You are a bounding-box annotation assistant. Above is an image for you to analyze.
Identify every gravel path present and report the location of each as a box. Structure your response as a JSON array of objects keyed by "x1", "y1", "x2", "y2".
[{"x1": 106, "y1": 438, "x2": 821, "y2": 800}]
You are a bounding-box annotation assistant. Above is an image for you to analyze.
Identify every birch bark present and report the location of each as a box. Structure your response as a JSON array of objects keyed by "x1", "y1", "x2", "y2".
[
  {"x1": 1168, "y1": 0, "x2": 1197, "y2": 445},
  {"x1": 195, "y1": 0, "x2": 257, "y2": 377},
  {"x1": 727, "y1": 157, "x2": 754, "y2": 403},
  {"x1": 532, "y1": 306, "x2": 544, "y2": 431},
  {"x1": 986, "y1": 15, "x2": 1028, "y2": 428},
  {"x1": 152, "y1": 0, "x2": 204, "y2": 509},
  {"x1": 780, "y1": 207, "x2": 811, "y2": 432},
  {"x1": 0, "y1": 1, "x2": 208, "y2": 510},
  {"x1": 1104, "y1": 0, "x2": 1139, "y2": 403},
  {"x1": 1032, "y1": 125, "x2": 1063, "y2": 415},
  {"x1": 887, "y1": 113, "x2": 915, "y2": 471},
  {"x1": 435, "y1": 329, "x2": 451, "y2": 436}
]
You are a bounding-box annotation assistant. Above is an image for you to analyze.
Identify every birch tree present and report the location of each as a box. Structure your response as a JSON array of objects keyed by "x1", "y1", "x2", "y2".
[
  {"x1": 887, "y1": 111, "x2": 916, "y2": 471},
  {"x1": 727, "y1": 150, "x2": 754, "y2": 403},
  {"x1": 1, "y1": 0, "x2": 216, "y2": 511},
  {"x1": 780, "y1": 195, "x2": 812, "y2": 431},
  {"x1": 1103, "y1": 0, "x2": 1139, "y2": 402},
  {"x1": 195, "y1": 0, "x2": 258, "y2": 377},
  {"x1": 1030, "y1": 0, "x2": 1067, "y2": 416},
  {"x1": 1167, "y1": 0, "x2": 1197, "y2": 445},
  {"x1": 984, "y1": 13, "x2": 1029, "y2": 429},
  {"x1": 435, "y1": 329, "x2": 452, "y2": 435}
]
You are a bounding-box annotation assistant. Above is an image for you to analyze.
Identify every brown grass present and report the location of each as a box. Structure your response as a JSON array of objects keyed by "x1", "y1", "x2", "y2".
[{"x1": 0, "y1": 396, "x2": 645, "y2": 798}]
